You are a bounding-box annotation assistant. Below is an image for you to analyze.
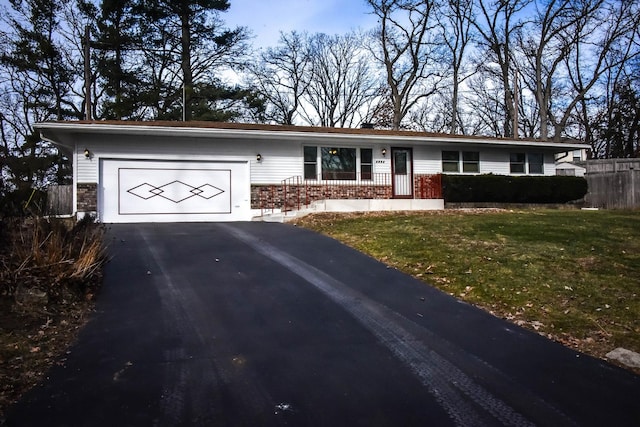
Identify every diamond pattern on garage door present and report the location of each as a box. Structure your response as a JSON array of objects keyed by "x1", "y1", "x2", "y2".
[
  {"x1": 127, "y1": 181, "x2": 225, "y2": 203},
  {"x1": 118, "y1": 167, "x2": 232, "y2": 215}
]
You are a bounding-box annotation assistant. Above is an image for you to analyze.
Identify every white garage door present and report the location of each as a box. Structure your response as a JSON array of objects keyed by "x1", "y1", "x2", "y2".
[{"x1": 99, "y1": 159, "x2": 251, "y2": 223}]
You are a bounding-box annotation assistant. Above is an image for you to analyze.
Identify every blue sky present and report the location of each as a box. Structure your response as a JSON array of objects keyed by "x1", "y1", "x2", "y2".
[{"x1": 224, "y1": 0, "x2": 377, "y2": 48}]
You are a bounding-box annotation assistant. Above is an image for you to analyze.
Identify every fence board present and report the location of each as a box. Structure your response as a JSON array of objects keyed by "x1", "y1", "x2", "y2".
[
  {"x1": 46, "y1": 185, "x2": 73, "y2": 215},
  {"x1": 585, "y1": 160, "x2": 639, "y2": 209}
]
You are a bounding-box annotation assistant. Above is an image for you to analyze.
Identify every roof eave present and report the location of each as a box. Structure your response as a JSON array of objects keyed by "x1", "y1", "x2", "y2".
[{"x1": 34, "y1": 122, "x2": 590, "y2": 151}]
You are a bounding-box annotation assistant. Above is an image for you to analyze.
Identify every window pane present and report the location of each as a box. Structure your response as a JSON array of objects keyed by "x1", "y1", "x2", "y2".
[
  {"x1": 463, "y1": 162, "x2": 479, "y2": 173},
  {"x1": 442, "y1": 151, "x2": 459, "y2": 173},
  {"x1": 304, "y1": 146, "x2": 317, "y2": 179},
  {"x1": 443, "y1": 162, "x2": 460, "y2": 172},
  {"x1": 394, "y1": 151, "x2": 407, "y2": 175},
  {"x1": 361, "y1": 165, "x2": 372, "y2": 180},
  {"x1": 361, "y1": 149, "x2": 372, "y2": 180},
  {"x1": 442, "y1": 151, "x2": 459, "y2": 161},
  {"x1": 510, "y1": 153, "x2": 525, "y2": 163},
  {"x1": 304, "y1": 146, "x2": 317, "y2": 162},
  {"x1": 510, "y1": 153, "x2": 525, "y2": 174},
  {"x1": 361, "y1": 148, "x2": 372, "y2": 164},
  {"x1": 529, "y1": 153, "x2": 544, "y2": 174},
  {"x1": 321, "y1": 147, "x2": 356, "y2": 180},
  {"x1": 462, "y1": 151, "x2": 479, "y2": 162},
  {"x1": 462, "y1": 151, "x2": 479, "y2": 173},
  {"x1": 304, "y1": 164, "x2": 317, "y2": 180},
  {"x1": 573, "y1": 150, "x2": 581, "y2": 162}
]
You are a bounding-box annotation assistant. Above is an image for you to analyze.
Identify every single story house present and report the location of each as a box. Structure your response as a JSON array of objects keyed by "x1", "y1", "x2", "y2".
[{"x1": 35, "y1": 121, "x2": 589, "y2": 223}]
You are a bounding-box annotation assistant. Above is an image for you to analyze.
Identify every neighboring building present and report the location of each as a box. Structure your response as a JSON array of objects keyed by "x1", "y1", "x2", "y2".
[
  {"x1": 555, "y1": 148, "x2": 588, "y2": 177},
  {"x1": 555, "y1": 162, "x2": 586, "y2": 177},
  {"x1": 555, "y1": 149, "x2": 587, "y2": 164},
  {"x1": 35, "y1": 121, "x2": 589, "y2": 223}
]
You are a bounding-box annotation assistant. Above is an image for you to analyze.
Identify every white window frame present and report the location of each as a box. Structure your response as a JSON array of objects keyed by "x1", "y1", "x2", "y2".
[
  {"x1": 510, "y1": 152, "x2": 545, "y2": 175},
  {"x1": 442, "y1": 150, "x2": 480, "y2": 174},
  {"x1": 303, "y1": 146, "x2": 375, "y2": 181},
  {"x1": 528, "y1": 153, "x2": 544, "y2": 174}
]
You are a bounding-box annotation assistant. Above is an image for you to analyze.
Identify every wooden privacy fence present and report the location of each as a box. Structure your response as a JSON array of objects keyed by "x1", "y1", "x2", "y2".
[
  {"x1": 46, "y1": 185, "x2": 73, "y2": 215},
  {"x1": 584, "y1": 160, "x2": 640, "y2": 209}
]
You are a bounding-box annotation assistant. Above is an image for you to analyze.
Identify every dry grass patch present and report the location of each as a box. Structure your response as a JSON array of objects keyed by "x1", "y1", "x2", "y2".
[{"x1": 0, "y1": 217, "x2": 106, "y2": 416}]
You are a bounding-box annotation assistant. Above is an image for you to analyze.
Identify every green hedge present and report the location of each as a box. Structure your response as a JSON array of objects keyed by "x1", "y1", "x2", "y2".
[{"x1": 442, "y1": 174, "x2": 588, "y2": 203}]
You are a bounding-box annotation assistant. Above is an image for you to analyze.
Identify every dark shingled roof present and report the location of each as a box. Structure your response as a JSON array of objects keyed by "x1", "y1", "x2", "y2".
[{"x1": 59, "y1": 120, "x2": 578, "y2": 144}]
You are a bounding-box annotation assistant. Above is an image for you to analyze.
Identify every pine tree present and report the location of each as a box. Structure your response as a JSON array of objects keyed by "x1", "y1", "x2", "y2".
[
  {"x1": 89, "y1": 0, "x2": 146, "y2": 119},
  {"x1": 0, "y1": 0, "x2": 77, "y2": 214},
  {"x1": 138, "y1": 0, "x2": 252, "y2": 120}
]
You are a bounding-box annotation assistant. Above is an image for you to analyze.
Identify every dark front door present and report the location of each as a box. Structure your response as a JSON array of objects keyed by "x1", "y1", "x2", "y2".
[{"x1": 391, "y1": 148, "x2": 413, "y2": 198}]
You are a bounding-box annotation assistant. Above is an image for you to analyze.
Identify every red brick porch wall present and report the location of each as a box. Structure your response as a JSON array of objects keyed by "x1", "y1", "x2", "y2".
[
  {"x1": 251, "y1": 184, "x2": 393, "y2": 210},
  {"x1": 252, "y1": 175, "x2": 442, "y2": 210}
]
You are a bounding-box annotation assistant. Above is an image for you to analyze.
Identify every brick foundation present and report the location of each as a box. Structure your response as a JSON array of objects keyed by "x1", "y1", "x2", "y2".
[
  {"x1": 77, "y1": 183, "x2": 97, "y2": 211},
  {"x1": 252, "y1": 175, "x2": 442, "y2": 210},
  {"x1": 251, "y1": 184, "x2": 393, "y2": 210}
]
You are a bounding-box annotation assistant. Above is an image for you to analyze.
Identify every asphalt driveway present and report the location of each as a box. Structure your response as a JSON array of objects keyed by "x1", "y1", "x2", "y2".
[{"x1": 6, "y1": 222, "x2": 640, "y2": 426}]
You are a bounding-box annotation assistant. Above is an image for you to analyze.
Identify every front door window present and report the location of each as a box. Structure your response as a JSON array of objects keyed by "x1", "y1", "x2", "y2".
[{"x1": 392, "y1": 148, "x2": 413, "y2": 197}]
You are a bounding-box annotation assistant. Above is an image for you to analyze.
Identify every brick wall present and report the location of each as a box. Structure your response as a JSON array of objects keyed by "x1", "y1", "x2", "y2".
[
  {"x1": 77, "y1": 183, "x2": 97, "y2": 211},
  {"x1": 252, "y1": 185, "x2": 286, "y2": 210},
  {"x1": 414, "y1": 174, "x2": 443, "y2": 199},
  {"x1": 251, "y1": 184, "x2": 393, "y2": 210}
]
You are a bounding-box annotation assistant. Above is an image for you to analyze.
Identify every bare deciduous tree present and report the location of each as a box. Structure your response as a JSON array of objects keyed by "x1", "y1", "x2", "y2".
[
  {"x1": 556, "y1": 0, "x2": 640, "y2": 142},
  {"x1": 464, "y1": 73, "x2": 505, "y2": 136},
  {"x1": 472, "y1": 0, "x2": 531, "y2": 137},
  {"x1": 518, "y1": 0, "x2": 603, "y2": 140},
  {"x1": 303, "y1": 32, "x2": 379, "y2": 127},
  {"x1": 248, "y1": 31, "x2": 312, "y2": 125},
  {"x1": 366, "y1": 0, "x2": 446, "y2": 130},
  {"x1": 438, "y1": 0, "x2": 475, "y2": 134}
]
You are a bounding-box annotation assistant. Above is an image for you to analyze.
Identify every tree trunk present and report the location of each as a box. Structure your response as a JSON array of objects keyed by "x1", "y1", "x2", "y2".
[
  {"x1": 181, "y1": 9, "x2": 192, "y2": 121},
  {"x1": 501, "y1": 59, "x2": 514, "y2": 138},
  {"x1": 451, "y1": 66, "x2": 459, "y2": 134}
]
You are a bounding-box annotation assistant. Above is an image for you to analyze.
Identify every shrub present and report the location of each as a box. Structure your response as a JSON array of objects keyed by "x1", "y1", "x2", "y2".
[
  {"x1": 442, "y1": 174, "x2": 588, "y2": 203},
  {"x1": 0, "y1": 217, "x2": 105, "y2": 306}
]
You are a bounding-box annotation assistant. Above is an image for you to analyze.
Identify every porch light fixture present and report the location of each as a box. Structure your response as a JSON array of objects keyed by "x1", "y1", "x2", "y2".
[
  {"x1": 256, "y1": 153, "x2": 262, "y2": 162},
  {"x1": 84, "y1": 148, "x2": 91, "y2": 158},
  {"x1": 329, "y1": 148, "x2": 338, "y2": 155},
  {"x1": 381, "y1": 148, "x2": 387, "y2": 157}
]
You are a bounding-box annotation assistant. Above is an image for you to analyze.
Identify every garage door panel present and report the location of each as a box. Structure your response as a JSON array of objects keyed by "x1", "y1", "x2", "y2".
[
  {"x1": 119, "y1": 168, "x2": 231, "y2": 215},
  {"x1": 100, "y1": 159, "x2": 250, "y2": 223}
]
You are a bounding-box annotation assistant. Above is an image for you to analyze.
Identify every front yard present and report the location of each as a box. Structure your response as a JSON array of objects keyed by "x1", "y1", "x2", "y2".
[{"x1": 295, "y1": 209, "x2": 640, "y2": 371}]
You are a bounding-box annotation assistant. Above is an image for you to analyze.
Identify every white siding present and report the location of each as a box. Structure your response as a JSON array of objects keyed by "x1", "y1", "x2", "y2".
[
  {"x1": 76, "y1": 134, "x2": 302, "y2": 184},
  {"x1": 543, "y1": 153, "x2": 556, "y2": 176},
  {"x1": 75, "y1": 133, "x2": 559, "y2": 186},
  {"x1": 373, "y1": 146, "x2": 391, "y2": 174},
  {"x1": 479, "y1": 149, "x2": 511, "y2": 175},
  {"x1": 413, "y1": 146, "x2": 442, "y2": 174},
  {"x1": 251, "y1": 144, "x2": 301, "y2": 183}
]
